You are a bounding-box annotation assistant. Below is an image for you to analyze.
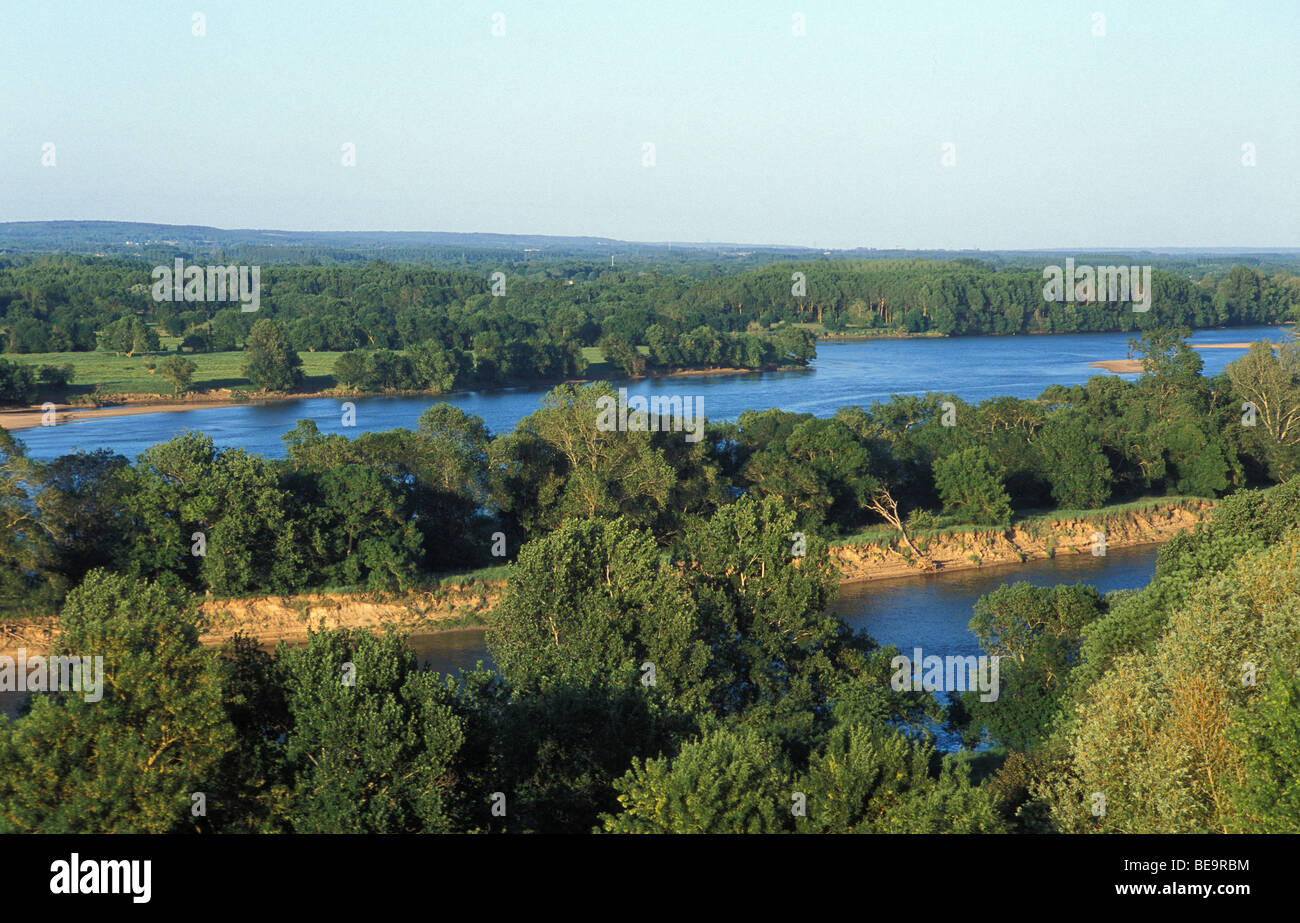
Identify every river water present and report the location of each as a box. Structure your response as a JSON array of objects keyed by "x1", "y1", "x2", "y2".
[
  {"x1": 392, "y1": 543, "x2": 1159, "y2": 676},
  {"x1": 12, "y1": 325, "x2": 1290, "y2": 461}
]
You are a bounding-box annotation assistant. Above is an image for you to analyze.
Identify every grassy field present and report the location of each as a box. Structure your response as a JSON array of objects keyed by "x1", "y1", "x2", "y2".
[
  {"x1": 17, "y1": 348, "x2": 350, "y2": 398},
  {"x1": 16, "y1": 342, "x2": 623, "y2": 400}
]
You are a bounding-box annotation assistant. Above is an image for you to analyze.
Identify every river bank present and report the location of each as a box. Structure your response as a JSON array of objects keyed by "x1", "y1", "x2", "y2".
[
  {"x1": 0, "y1": 499, "x2": 1213, "y2": 660},
  {"x1": 0, "y1": 364, "x2": 788, "y2": 432},
  {"x1": 1089, "y1": 339, "x2": 1284, "y2": 374}
]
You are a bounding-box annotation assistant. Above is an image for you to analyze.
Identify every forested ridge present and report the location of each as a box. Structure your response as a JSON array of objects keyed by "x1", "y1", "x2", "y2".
[{"x1": 1, "y1": 328, "x2": 1298, "y2": 833}]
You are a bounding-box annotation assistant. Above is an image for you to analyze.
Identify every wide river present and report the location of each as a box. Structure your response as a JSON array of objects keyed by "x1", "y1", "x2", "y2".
[{"x1": 12, "y1": 324, "x2": 1290, "y2": 461}]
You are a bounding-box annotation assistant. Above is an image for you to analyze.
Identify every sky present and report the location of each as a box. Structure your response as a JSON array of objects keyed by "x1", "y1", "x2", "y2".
[{"x1": 1, "y1": 0, "x2": 1297, "y2": 249}]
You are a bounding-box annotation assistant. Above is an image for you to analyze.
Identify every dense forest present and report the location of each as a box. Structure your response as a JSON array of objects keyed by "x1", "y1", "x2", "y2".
[
  {"x1": 1, "y1": 345, "x2": 1297, "y2": 831},
  {"x1": 0, "y1": 255, "x2": 1296, "y2": 388}
]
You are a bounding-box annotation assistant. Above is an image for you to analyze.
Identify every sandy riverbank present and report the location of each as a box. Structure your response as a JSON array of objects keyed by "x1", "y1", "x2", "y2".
[
  {"x1": 830, "y1": 500, "x2": 1212, "y2": 581},
  {"x1": 1089, "y1": 359, "x2": 1145, "y2": 373},
  {"x1": 0, "y1": 365, "x2": 780, "y2": 432},
  {"x1": 1090, "y1": 340, "x2": 1282, "y2": 374},
  {"x1": 0, "y1": 398, "x2": 245, "y2": 431}
]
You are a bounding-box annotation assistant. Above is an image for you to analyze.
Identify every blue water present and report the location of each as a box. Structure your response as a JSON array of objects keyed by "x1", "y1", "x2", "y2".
[
  {"x1": 399, "y1": 543, "x2": 1158, "y2": 676},
  {"x1": 12, "y1": 325, "x2": 1290, "y2": 460}
]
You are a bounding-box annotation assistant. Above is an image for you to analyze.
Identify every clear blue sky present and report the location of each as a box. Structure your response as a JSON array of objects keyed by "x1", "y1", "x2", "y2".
[{"x1": 2, "y1": 0, "x2": 1296, "y2": 248}]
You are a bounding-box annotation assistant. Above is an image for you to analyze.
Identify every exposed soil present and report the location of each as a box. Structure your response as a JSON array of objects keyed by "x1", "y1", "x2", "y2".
[{"x1": 831, "y1": 501, "x2": 1213, "y2": 581}]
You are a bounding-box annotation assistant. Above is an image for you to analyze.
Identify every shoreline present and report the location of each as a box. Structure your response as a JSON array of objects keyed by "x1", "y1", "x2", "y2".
[
  {"x1": 0, "y1": 500, "x2": 1212, "y2": 659},
  {"x1": 0, "y1": 365, "x2": 784, "y2": 432},
  {"x1": 3, "y1": 323, "x2": 1288, "y2": 432},
  {"x1": 1091, "y1": 340, "x2": 1281, "y2": 374}
]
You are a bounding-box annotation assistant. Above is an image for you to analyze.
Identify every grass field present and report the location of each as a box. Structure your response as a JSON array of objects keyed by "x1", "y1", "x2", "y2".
[
  {"x1": 16, "y1": 343, "x2": 622, "y2": 400},
  {"x1": 16, "y1": 348, "x2": 350, "y2": 398}
]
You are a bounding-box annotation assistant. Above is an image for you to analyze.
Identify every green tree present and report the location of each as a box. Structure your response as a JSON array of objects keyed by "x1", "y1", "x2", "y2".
[
  {"x1": 242, "y1": 318, "x2": 304, "y2": 391},
  {"x1": 933, "y1": 446, "x2": 1013, "y2": 526},
  {"x1": 158, "y1": 355, "x2": 198, "y2": 395},
  {"x1": 602, "y1": 726, "x2": 791, "y2": 833},
  {"x1": 0, "y1": 572, "x2": 234, "y2": 832},
  {"x1": 1033, "y1": 410, "x2": 1111, "y2": 509},
  {"x1": 487, "y1": 516, "x2": 713, "y2": 711},
  {"x1": 278, "y1": 628, "x2": 464, "y2": 833},
  {"x1": 1230, "y1": 664, "x2": 1300, "y2": 832},
  {"x1": 960, "y1": 582, "x2": 1104, "y2": 751},
  {"x1": 800, "y1": 721, "x2": 1006, "y2": 833}
]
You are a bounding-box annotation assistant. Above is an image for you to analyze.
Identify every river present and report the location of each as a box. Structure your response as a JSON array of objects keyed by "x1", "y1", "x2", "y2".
[
  {"x1": 395, "y1": 543, "x2": 1159, "y2": 676},
  {"x1": 11, "y1": 325, "x2": 1290, "y2": 461}
]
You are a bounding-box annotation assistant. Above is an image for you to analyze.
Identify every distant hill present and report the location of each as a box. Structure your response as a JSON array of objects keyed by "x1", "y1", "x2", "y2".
[
  {"x1": 0, "y1": 220, "x2": 820, "y2": 266},
  {"x1": 2, "y1": 221, "x2": 1298, "y2": 273}
]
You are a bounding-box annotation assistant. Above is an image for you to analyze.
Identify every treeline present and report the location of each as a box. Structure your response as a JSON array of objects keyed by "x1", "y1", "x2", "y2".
[
  {"x1": 1, "y1": 256, "x2": 1296, "y2": 364},
  {"x1": 3, "y1": 330, "x2": 1298, "y2": 613},
  {"x1": 0, "y1": 357, "x2": 73, "y2": 404}
]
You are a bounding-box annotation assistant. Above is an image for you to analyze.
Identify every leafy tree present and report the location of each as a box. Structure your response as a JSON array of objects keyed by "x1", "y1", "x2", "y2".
[
  {"x1": 933, "y1": 446, "x2": 1013, "y2": 526},
  {"x1": 683, "y1": 494, "x2": 847, "y2": 720},
  {"x1": 960, "y1": 583, "x2": 1104, "y2": 750},
  {"x1": 1033, "y1": 411, "x2": 1111, "y2": 509},
  {"x1": 242, "y1": 318, "x2": 304, "y2": 391},
  {"x1": 487, "y1": 383, "x2": 676, "y2": 538},
  {"x1": 0, "y1": 429, "x2": 53, "y2": 607},
  {"x1": 278, "y1": 628, "x2": 464, "y2": 833},
  {"x1": 332, "y1": 350, "x2": 368, "y2": 388},
  {"x1": 602, "y1": 726, "x2": 791, "y2": 833},
  {"x1": 487, "y1": 516, "x2": 713, "y2": 711},
  {"x1": 1229, "y1": 664, "x2": 1300, "y2": 832},
  {"x1": 0, "y1": 572, "x2": 234, "y2": 832},
  {"x1": 1226, "y1": 338, "x2": 1300, "y2": 479},
  {"x1": 158, "y1": 355, "x2": 198, "y2": 395},
  {"x1": 800, "y1": 721, "x2": 1005, "y2": 833},
  {"x1": 0, "y1": 358, "x2": 36, "y2": 404},
  {"x1": 35, "y1": 449, "x2": 132, "y2": 587}
]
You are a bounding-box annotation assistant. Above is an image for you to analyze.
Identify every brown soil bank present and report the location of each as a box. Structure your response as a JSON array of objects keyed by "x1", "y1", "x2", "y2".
[
  {"x1": 0, "y1": 582, "x2": 502, "y2": 662},
  {"x1": 198, "y1": 582, "x2": 502, "y2": 649},
  {"x1": 0, "y1": 501, "x2": 1213, "y2": 658},
  {"x1": 831, "y1": 500, "x2": 1213, "y2": 582}
]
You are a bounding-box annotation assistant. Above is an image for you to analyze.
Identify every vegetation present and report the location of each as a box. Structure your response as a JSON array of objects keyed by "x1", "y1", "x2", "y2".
[{"x1": 0, "y1": 327, "x2": 1297, "y2": 833}]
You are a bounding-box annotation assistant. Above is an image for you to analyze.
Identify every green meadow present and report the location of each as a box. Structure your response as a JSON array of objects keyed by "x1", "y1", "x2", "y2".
[{"x1": 16, "y1": 347, "x2": 350, "y2": 398}]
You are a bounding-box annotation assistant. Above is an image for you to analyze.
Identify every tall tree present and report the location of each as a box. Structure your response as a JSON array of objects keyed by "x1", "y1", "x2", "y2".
[{"x1": 242, "y1": 318, "x2": 304, "y2": 391}]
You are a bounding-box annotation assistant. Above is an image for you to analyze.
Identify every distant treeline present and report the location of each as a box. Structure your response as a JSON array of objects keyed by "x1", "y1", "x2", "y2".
[{"x1": 0, "y1": 256, "x2": 1296, "y2": 364}]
